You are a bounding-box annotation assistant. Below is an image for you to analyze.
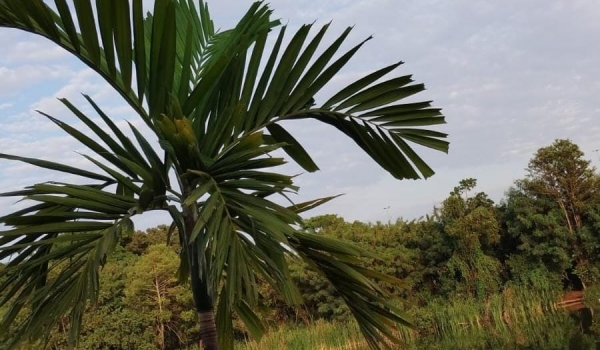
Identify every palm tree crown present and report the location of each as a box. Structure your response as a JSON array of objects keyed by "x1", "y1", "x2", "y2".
[{"x1": 0, "y1": 1, "x2": 448, "y2": 349}]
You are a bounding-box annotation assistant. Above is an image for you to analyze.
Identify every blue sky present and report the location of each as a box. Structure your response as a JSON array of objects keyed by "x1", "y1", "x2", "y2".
[{"x1": 1, "y1": 0, "x2": 599, "y2": 229}]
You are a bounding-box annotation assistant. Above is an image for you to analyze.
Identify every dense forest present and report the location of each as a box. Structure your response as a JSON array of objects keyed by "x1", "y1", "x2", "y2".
[{"x1": 2, "y1": 138, "x2": 600, "y2": 349}]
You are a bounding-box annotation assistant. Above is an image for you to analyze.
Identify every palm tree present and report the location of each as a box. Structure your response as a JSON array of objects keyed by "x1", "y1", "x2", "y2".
[{"x1": 0, "y1": 1, "x2": 448, "y2": 349}]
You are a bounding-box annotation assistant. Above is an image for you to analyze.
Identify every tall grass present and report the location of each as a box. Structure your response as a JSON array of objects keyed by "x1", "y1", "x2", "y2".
[
  {"x1": 237, "y1": 320, "x2": 364, "y2": 350},
  {"x1": 422, "y1": 286, "x2": 564, "y2": 349},
  {"x1": 236, "y1": 287, "x2": 598, "y2": 349}
]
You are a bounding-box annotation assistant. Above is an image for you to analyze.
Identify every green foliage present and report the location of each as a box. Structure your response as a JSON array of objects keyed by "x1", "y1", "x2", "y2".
[
  {"x1": 123, "y1": 225, "x2": 181, "y2": 255},
  {"x1": 125, "y1": 245, "x2": 197, "y2": 349},
  {"x1": 522, "y1": 139, "x2": 600, "y2": 233},
  {"x1": 434, "y1": 179, "x2": 502, "y2": 299},
  {"x1": 127, "y1": 150, "x2": 600, "y2": 348},
  {"x1": 8, "y1": 238, "x2": 201, "y2": 350},
  {"x1": 499, "y1": 140, "x2": 600, "y2": 290},
  {"x1": 237, "y1": 320, "x2": 364, "y2": 350}
]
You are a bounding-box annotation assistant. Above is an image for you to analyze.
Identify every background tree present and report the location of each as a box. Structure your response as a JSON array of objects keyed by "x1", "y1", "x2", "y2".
[
  {"x1": 47, "y1": 247, "x2": 159, "y2": 350},
  {"x1": 123, "y1": 225, "x2": 181, "y2": 256},
  {"x1": 500, "y1": 139, "x2": 600, "y2": 288},
  {"x1": 521, "y1": 139, "x2": 599, "y2": 234},
  {"x1": 498, "y1": 185, "x2": 571, "y2": 288},
  {"x1": 125, "y1": 245, "x2": 195, "y2": 349},
  {"x1": 402, "y1": 218, "x2": 452, "y2": 302},
  {"x1": 0, "y1": 1, "x2": 448, "y2": 349},
  {"x1": 435, "y1": 179, "x2": 502, "y2": 298}
]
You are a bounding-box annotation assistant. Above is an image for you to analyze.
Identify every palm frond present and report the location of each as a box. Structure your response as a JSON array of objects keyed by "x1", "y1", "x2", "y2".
[
  {"x1": 0, "y1": 183, "x2": 135, "y2": 347},
  {"x1": 181, "y1": 129, "x2": 413, "y2": 349},
  {"x1": 0, "y1": 0, "x2": 220, "y2": 126},
  {"x1": 290, "y1": 231, "x2": 412, "y2": 349},
  {"x1": 187, "y1": 20, "x2": 448, "y2": 178},
  {"x1": 279, "y1": 27, "x2": 448, "y2": 178},
  {"x1": 0, "y1": 0, "x2": 147, "y2": 121},
  {"x1": 0, "y1": 93, "x2": 171, "y2": 347}
]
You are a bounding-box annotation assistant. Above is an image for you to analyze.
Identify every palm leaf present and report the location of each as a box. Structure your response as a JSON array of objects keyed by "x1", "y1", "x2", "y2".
[
  {"x1": 192, "y1": 20, "x2": 448, "y2": 179},
  {"x1": 0, "y1": 218, "x2": 134, "y2": 348},
  {"x1": 0, "y1": 180, "x2": 137, "y2": 346},
  {"x1": 0, "y1": 0, "x2": 151, "y2": 124},
  {"x1": 289, "y1": 231, "x2": 413, "y2": 348},
  {"x1": 0, "y1": 96, "x2": 169, "y2": 350}
]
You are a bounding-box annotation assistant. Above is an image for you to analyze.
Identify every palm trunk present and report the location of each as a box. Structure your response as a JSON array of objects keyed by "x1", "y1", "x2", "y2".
[
  {"x1": 198, "y1": 310, "x2": 218, "y2": 349},
  {"x1": 183, "y1": 184, "x2": 219, "y2": 350},
  {"x1": 189, "y1": 253, "x2": 219, "y2": 350}
]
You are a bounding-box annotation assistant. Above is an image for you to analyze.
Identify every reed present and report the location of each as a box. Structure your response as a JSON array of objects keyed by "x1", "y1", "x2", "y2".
[
  {"x1": 237, "y1": 320, "x2": 364, "y2": 350},
  {"x1": 236, "y1": 287, "x2": 598, "y2": 350}
]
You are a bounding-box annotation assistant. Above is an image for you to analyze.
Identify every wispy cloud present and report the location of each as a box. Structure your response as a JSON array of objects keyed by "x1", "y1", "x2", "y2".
[
  {"x1": 0, "y1": 64, "x2": 75, "y2": 96},
  {"x1": 2, "y1": 40, "x2": 69, "y2": 64}
]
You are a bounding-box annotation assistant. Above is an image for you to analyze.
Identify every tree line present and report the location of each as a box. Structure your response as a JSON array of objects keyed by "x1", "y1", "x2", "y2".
[{"x1": 2, "y1": 138, "x2": 599, "y2": 349}]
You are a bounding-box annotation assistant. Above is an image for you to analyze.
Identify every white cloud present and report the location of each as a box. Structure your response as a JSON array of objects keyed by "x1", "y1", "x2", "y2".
[
  {"x1": 0, "y1": 64, "x2": 75, "y2": 96},
  {"x1": 2, "y1": 40, "x2": 69, "y2": 64}
]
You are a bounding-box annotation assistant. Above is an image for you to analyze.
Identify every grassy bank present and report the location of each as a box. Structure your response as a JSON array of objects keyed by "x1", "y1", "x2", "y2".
[
  {"x1": 237, "y1": 314, "x2": 594, "y2": 350},
  {"x1": 237, "y1": 320, "x2": 364, "y2": 350},
  {"x1": 235, "y1": 288, "x2": 599, "y2": 350}
]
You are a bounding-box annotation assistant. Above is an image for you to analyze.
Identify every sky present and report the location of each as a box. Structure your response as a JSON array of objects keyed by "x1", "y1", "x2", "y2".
[{"x1": 0, "y1": 0, "x2": 599, "y2": 229}]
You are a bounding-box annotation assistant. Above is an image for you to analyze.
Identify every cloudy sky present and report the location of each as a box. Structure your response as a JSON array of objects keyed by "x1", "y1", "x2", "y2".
[{"x1": 0, "y1": 0, "x2": 599, "y2": 229}]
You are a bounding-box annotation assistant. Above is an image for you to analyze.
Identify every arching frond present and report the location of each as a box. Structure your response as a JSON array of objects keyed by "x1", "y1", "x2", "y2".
[{"x1": 0, "y1": 96, "x2": 171, "y2": 347}]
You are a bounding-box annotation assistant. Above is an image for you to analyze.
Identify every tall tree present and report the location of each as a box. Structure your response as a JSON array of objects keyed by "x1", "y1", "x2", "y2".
[
  {"x1": 0, "y1": 1, "x2": 448, "y2": 349},
  {"x1": 436, "y1": 179, "x2": 502, "y2": 298},
  {"x1": 123, "y1": 225, "x2": 181, "y2": 255},
  {"x1": 501, "y1": 140, "x2": 600, "y2": 287},
  {"x1": 499, "y1": 186, "x2": 571, "y2": 288},
  {"x1": 521, "y1": 139, "x2": 599, "y2": 233}
]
